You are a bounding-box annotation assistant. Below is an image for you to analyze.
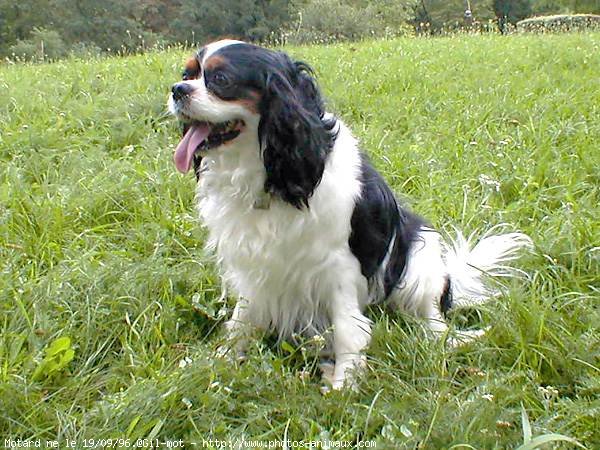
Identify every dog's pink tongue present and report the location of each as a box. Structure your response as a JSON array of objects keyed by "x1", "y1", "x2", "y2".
[{"x1": 174, "y1": 123, "x2": 210, "y2": 173}]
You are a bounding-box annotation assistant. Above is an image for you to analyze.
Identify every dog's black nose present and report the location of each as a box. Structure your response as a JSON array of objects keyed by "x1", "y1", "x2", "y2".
[{"x1": 172, "y1": 82, "x2": 194, "y2": 101}]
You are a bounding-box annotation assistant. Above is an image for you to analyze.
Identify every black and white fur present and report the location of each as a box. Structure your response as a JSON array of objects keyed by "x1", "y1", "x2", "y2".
[{"x1": 168, "y1": 40, "x2": 532, "y2": 390}]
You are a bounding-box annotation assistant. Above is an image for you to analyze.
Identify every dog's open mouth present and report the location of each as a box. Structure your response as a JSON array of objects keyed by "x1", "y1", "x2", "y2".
[{"x1": 174, "y1": 119, "x2": 245, "y2": 173}]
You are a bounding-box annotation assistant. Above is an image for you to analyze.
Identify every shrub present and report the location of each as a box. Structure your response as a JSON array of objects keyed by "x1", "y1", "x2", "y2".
[
  {"x1": 277, "y1": 0, "x2": 413, "y2": 45},
  {"x1": 517, "y1": 13, "x2": 600, "y2": 32},
  {"x1": 68, "y1": 42, "x2": 103, "y2": 59},
  {"x1": 8, "y1": 27, "x2": 68, "y2": 61}
]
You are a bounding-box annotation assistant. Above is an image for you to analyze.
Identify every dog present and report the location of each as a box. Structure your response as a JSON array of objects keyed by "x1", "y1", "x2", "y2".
[{"x1": 168, "y1": 40, "x2": 532, "y2": 391}]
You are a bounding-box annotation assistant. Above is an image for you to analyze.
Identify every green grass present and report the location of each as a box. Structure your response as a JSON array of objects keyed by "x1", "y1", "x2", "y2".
[{"x1": 1, "y1": 33, "x2": 598, "y2": 448}]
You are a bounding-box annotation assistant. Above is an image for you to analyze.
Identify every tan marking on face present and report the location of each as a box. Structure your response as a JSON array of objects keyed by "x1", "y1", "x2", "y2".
[
  {"x1": 230, "y1": 90, "x2": 262, "y2": 114},
  {"x1": 184, "y1": 57, "x2": 200, "y2": 79},
  {"x1": 203, "y1": 54, "x2": 226, "y2": 71}
]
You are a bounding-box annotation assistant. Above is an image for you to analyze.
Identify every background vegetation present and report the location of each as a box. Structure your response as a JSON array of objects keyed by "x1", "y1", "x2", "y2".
[
  {"x1": 1, "y1": 33, "x2": 598, "y2": 447},
  {"x1": 2, "y1": 0, "x2": 600, "y2": 60}
]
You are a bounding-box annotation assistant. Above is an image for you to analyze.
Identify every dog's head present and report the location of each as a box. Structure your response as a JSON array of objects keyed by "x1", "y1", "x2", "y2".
[{"x1": 168, "y1": 40, "x2": 337, "y2": 208}]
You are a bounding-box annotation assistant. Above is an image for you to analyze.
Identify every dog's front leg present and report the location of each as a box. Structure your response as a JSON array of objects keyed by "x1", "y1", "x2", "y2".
[
  {"x1": 217, "y1": 298, "x2": 254, "y2": 361},
  {"x1": 326, "y1": 294, "x2": 372, "y2": 391}
]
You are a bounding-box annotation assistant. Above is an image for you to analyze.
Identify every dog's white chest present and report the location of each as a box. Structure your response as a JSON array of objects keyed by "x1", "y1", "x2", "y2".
[
  {"x1": 194, "y1": 125, "x2": 364, "y2": 337},
  {"x1": 197, "y1": 178, "x2": 361, "y2": 337}
]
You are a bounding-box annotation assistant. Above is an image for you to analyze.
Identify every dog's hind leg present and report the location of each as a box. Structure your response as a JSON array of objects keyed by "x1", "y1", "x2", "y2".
[
  {"x1": 388, "y1": 228, "x2": 451, "y2": 335},
  {"x1": 388, "y1": 227, "x2": 531, "y2": 346},
  {"x1": 421, "y1": 300, "x2": 488, "y2": 347}
]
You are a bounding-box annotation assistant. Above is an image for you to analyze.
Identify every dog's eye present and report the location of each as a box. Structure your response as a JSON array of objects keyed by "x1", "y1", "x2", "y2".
[{"x1": 211, "y1": 72, "x2": 230, "y2": 87}]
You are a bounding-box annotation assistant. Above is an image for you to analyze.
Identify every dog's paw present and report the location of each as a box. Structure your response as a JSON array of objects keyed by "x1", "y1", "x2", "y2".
[
  {"x1": 319, "y1": 359, "x2": 335, "y2": 394},
  {"x1": 323, "y1": 376, "x2": 360, "y2": 393},
  {"x1": 215, "y1": 345, "x2": 246, "y2": 362},
  {"x1": 319, "y1": 358, "x2": 363, "y2": 393},
  {"x1": 447, "y1": 327, "x2": 490, "y2": 348}
]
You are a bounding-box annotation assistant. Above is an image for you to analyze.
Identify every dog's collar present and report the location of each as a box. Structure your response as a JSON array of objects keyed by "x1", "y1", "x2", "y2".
[{"x1": 253, "y1": 192, "x2": 272, "y2": 210}]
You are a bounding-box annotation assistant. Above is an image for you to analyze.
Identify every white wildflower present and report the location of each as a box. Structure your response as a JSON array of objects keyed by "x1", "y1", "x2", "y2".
[
  {"x1": 482, "y1": 393, "x2": 494, "y2": 402},
  {"x1": 478, "y1": 174, "x2": 501, "y2": 192},
  {"x1": 178, "y1": 356, "x2": 192, "y2": 369}
]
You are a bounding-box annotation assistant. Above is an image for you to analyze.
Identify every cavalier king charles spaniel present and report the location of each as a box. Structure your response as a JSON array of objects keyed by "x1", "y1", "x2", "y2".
[{"x1": 168, "y1": 40, "x2": 532, "y2": 391}]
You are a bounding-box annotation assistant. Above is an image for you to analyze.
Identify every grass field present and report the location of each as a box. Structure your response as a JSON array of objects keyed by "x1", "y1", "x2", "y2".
[{"x1": 1, "y1": 33, "x2": 599, "y2": 448}]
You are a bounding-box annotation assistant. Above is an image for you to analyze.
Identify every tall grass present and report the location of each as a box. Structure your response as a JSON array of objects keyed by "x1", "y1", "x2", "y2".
[{"x1": 1, "y1": 33, "x2": 598, "y2": 448}]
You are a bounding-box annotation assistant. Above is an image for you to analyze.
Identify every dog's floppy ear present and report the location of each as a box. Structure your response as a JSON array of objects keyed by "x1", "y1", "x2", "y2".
[{"x1": 258, "y1": 56, "x2": 336, "y2": 208}]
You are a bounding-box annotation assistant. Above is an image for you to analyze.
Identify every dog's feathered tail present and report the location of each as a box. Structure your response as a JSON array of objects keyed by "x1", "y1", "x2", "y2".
[{"x1": 443, "y1": 226, "x2": 533, "y2": 308}]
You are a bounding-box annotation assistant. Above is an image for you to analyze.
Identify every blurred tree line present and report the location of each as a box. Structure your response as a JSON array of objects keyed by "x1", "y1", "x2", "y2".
[{"x1": 1, "y1": 0, "x2": 598, "y2": 60}]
